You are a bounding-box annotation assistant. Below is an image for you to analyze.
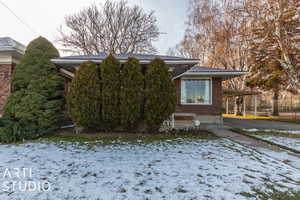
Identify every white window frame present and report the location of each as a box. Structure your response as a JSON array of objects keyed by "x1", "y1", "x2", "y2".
[{"x1": 180, "y1": 77, "x2": 213, "y2": 105}]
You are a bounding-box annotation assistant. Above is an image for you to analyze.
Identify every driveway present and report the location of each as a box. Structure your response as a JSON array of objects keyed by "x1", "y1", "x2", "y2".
[{"x1": 224, "y1": 117, "x2": 300, "y2": 130}]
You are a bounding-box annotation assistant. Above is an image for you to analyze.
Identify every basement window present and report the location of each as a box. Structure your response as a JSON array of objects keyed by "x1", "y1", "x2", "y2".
[{"x1": 181, "y1": 78, "x2": 212, "y2": 105}]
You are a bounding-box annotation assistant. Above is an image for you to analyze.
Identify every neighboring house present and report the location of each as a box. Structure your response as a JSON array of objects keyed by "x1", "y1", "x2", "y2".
[
  {"x1": 52, "y1": 53, "x2": 247, "y2": 127},
  {"x1": 0, "y1": 37, "x2": 25, "y2": 113}
]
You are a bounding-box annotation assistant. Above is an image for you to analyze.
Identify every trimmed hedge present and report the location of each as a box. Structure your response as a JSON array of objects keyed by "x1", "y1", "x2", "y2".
[
  {"x1": 145, "y1": 58, "x2": 176, "y2": 131},
  {"x1": 101, "y1": 54, "x2": 122, "y2": 130},
  {"x1": 67, "y1": 61, "x2": 102, "y2": 131},
  {"x1": 120, "y1": 57, "x2": 144, "y2": 131},
  {"x1": 67, "y1": 56, "x2": 176, "y2": 133}
]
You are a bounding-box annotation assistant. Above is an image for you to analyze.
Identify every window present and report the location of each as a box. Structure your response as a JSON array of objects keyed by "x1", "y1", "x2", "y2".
[{"x1": 181, "y1": 79, "x2": 212, "y2": 105}]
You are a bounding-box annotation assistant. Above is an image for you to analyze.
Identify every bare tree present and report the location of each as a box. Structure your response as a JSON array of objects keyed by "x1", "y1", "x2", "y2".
[
  {"x1": 172, "y1": 0, "x2": 252, "y2": 115},
  {"x1": 245, "y1": 0, "x2": 300, "y2": 90},
  {"x1": 244, "y1": 0, "x2": 300, "y2": 115},
  {"x1": 57, "y1": 0, "x2": 160, "y2": 55},
  {"x1": 178, "y1": 0, "x2": 250, "y2": 90}
]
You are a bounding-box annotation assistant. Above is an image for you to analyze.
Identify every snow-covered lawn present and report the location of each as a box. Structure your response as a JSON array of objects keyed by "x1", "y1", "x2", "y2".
[
  {"x1": 256, "y1": 135, "x2": 300, "y2": 152},
  {"x1": 0, "y1": 138, "x2": 299, "y2": 200},
  {"x1": 242, "y1": 128, "x2": 300, "y2": 152},
  {"x1": 243, "y1": 128, "x2": 300, "y2": 135}
]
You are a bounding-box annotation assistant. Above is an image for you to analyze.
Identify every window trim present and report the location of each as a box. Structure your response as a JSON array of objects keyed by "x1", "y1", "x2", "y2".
[{"x1": 180, "y1": 77, "x2": 213, "y2": 105}]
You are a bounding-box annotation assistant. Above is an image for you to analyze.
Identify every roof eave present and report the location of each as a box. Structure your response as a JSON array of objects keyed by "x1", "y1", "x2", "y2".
[
  {"x1": 51, "y1": 59, "x2": 200, "y2": 65},
  {"x1": 173, "y1": 71, "x2": 248, "y2": 80},
  {"x1": 0, "y1": 46, "x2": 25, "y2": 55}
]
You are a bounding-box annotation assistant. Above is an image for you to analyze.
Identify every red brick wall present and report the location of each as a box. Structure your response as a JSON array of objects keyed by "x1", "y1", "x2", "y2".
[
  {"x1": 0, "y1": 65, "x2": 12, "y2": 113},
  {"x1": 174, "y1": 77, "x2": 222, "y2": 115}
]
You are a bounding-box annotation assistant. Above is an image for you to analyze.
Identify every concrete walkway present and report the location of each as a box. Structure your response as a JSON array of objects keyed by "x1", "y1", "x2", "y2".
[
  {"x1": 207, "y1": 127, "x2": 284, "y2": 151},
  {"x1": 224, "y1": 117, "x2": 300, "y2": 130},
  {"x1": 206, "y1": 118, "x2": 300, "y2": 159}
]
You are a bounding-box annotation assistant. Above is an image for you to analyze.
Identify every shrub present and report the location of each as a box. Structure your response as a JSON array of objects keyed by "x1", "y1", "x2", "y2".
[
  {"x1": 145, "y1": 58, "x2": 176, "y2": 131},
  {"x1": 120, "y1": 57, "x2": 144, "y2": 131},
  {"x1": 12, "y1": 37, "x2": 61, "y2": 91},
  {"x1": 0, "y1": 37, "x2": 64, "y2": 142},
  {"x1": 101, "y1": 54, "x2": 121, "y2": 130},
  {"x1": 67, "y1": 61, "x2": 102, "y2": 131}
]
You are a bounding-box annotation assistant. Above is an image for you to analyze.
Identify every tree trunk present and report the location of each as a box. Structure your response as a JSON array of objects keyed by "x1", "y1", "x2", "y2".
[{"x1": 272, "y1": 89, "x2": 279, "y2": 116}]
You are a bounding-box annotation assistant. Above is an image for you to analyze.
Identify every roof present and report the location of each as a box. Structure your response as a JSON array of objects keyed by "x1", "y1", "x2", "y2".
[
  {"x1": 0, "y1": 37, "x2": 25, "y2": 54},
  {"x1": 173, "y1": 66, "x2": 248, "y2": 79},
  {"x1": 223, "y1": 89, "x2": 261, "y2": 97},
  {"x1": 188, "y1": 66, "x2": 244, "y2": 73},
  {"x1": 51, "y1": 53, "x2": 200, "y2": 65}
]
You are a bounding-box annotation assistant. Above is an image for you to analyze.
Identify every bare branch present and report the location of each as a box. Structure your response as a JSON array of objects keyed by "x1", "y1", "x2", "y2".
[{"x1": 56, "y1": 0, "x2": 160, "y2": 55}]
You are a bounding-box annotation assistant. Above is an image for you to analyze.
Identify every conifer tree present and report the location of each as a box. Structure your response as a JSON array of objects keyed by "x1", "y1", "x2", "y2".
[
  {"x1": 120, "y1": 57, "x2": 144, "y2": 131},
  {"x1": 67, "y1": 61, "x2": 102, "y2": 130},
  {"x1": 145, "y1": 58, "x2": 176, "y2": 131},
  {"x1": 101, "y1": 54, "x2": 121, "y2": 130},
  {"x1": 0, "y1": 37, "x2": 64, "y2": 142}
]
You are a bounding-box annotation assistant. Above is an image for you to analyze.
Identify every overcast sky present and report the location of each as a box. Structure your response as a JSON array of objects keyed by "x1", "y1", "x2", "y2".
[{"x1": 0, "y1": 0, "x2": 189, "y2": 55}]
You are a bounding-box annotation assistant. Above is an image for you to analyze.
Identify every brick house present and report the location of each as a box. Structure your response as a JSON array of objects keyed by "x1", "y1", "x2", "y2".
[
  {"x1": 52, "y1": 53, "x2": 247, "y2": 127},
  {"x1": 0, "y1": 37, "x2": 25, "y2": 114},
  {"x1": 0, "y1": 37, "x2": 247, "y2": 127}
]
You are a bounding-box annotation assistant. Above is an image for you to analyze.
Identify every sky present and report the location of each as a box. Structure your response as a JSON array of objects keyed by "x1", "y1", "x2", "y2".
[{"x1": 0, "y1": 0, "x2": 189, "y2": 55}]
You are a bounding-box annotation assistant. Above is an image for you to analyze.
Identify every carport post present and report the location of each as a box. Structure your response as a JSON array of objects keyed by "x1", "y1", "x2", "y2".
[
  {"x1": 243, "y1": 96, "x2": 246, "y2": 117},
  {"x1": 254, "y1": 95, "x2": 257, "y2": 118},
  {"x1": 226, "y1": 98, "x2": 229, "y2": 114},
  {"x1": 172, "y1": 114, "x2": 175, "y2": 129}
]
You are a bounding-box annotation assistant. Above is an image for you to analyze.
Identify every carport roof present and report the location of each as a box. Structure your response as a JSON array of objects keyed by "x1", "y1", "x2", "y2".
[
  {"x1": 173, "y1": 66, "x2": 248, "y2": 79},
  {"x1": 223, "y1": 89, "x2": 261, "y2": 97}
]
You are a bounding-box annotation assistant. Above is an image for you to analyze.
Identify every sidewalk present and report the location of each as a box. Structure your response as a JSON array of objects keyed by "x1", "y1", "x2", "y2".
[
  {"x1": 208, "y1": 127, "x2": 282, "y2": 150},
  {"x1": 207, "y1": 126, "x2": 300, "y2": 162}
]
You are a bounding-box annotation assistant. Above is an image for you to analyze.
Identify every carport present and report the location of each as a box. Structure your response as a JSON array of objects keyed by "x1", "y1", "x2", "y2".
[{"x1": 223, "y1": 89, "x2": 261, "y2": 117}]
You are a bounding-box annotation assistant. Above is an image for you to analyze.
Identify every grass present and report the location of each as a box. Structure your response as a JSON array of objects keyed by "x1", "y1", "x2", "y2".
[
  {"x1": 240, "y1": 186, "x2": 300, "y2": 200},
  {"x1": 231, "y1": 128, "x2": 300, "y2": 154},
  {"x1": 257, "y1": 190, "x2": 300, "y2": 200},
  {"x1": 266, "y1": 118, "x2": 300, "y2": 125},
  {"x1": 234, "y1": 129, "x2": 300, "y2": 139},
  {"x1": 47, "y1": 130, "x2": 219, "y2": 145},
  {"x1": 0, "y1": 129, "x2": 219, "y2": 146}
]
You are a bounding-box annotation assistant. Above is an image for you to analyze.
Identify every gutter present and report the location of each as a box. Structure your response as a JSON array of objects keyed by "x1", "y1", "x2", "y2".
[
  {"x1": 173, "y1": 71, "x2": 248, "y2": 80},
  {"x1": 51, "y1": 59, "x2": 200, "y2": 65}
]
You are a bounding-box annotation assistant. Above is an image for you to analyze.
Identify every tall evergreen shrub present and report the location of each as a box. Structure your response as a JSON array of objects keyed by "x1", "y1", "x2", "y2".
[
  {"x1": 120, "y1": 57, "x2": 144, "y2": 131},
  {"x1": 145, "y1": 58, "x2": 176, "y2": 131},
  {"x1": 101, "y1": 54, "x2": 121, "y2": 130},
  {"x1": 67, "y1": 61, "x2": 102, "y2": 130},
  {"x1": 0, "y1": 37, "x2": 64, "y2": 142}
]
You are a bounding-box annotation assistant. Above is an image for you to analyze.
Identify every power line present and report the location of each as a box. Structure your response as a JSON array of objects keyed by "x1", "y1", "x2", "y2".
[{"x1": 0, "y1": 0, "x2": 37, "y2": 35}]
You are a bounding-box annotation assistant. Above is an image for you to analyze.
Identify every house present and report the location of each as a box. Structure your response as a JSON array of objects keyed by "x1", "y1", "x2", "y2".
[
  {"x1": 0, "y1": 37, "x2": 247, "y2": 127},
  {"x1": 0, "y1": 37, "x2": 25, "y2": 113},
  {"x1": 52, "y1": 53, "x2": 247, "y2": 127}
]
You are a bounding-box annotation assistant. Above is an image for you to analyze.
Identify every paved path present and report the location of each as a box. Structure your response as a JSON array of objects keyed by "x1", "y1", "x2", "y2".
[
  {"x1": 224, "y1": 117, "x2": 300, "y2": 130},
  {"x1": 205, "y1": 118, "x2": 300, "y2": 158},
  {"x1": 207, "y1": 127, "x2": 283, "y2": 151}
]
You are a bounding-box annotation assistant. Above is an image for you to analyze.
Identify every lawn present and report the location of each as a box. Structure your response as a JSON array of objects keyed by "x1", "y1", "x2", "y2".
[
  {"x1": 235, "y1": 128, "x2": 300, "y2": 152},
  {"x1": 0, "y1": 136, "x2": 299, "y2": 200}
]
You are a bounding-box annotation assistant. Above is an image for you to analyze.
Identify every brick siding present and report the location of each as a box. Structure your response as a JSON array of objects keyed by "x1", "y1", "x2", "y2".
[
  {"x1": 174, "y1": 77, "x2": 222, "y2": 116},
  {"x1": 0, "y1": 65, "x2": 12, "y2": 113}
]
